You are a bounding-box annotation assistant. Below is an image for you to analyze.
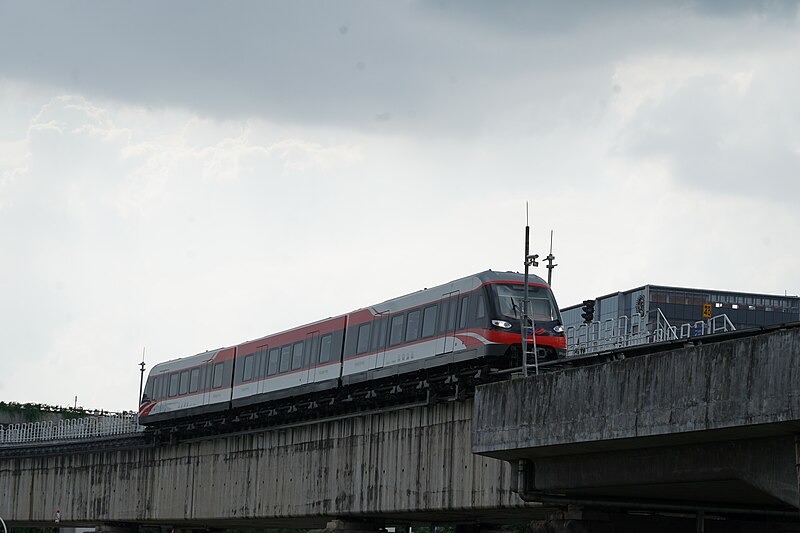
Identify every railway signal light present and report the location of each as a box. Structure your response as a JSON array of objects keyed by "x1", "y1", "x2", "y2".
[{"x1": 581, "y1": 299, "x2": 595, "y2": 324}]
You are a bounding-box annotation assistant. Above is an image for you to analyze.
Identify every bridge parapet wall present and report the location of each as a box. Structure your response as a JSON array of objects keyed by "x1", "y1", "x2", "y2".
[
  {"x1": 472, "y1": 326, "x2": 800, "y2": 510},
  {"x1": 0, "y1": 401, "x2": 529, "y2": 527},
  {"x1": 473, "y1": 327, "x2": 800, "y2": 457}
]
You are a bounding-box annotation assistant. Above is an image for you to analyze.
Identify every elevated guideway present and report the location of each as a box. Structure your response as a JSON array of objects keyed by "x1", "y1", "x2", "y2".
[
  {"x1": 473, "y1": 322, "x2": 800, "y2": 527},
  {"x1": 0, "y1": 400, "x2": 544, "y2": 529},
  {"x1": 1, "y1": 324, "x2": 799, "y2": 532}
]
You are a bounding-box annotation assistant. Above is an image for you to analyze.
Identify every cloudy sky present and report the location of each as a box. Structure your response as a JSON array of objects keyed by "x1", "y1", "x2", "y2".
[{"x1": 1, "y1": 1, "x2": 798, "y2": 412}]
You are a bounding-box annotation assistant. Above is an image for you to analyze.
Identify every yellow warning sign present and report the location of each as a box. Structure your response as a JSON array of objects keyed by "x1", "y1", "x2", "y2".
[{"x1": 702, "y1": 303, "x2": 712, "y2": 318}]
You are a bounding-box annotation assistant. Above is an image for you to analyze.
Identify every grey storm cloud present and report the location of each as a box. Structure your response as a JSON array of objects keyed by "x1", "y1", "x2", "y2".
[
  {"x1": 1, "y1": 0, "x2": 796, "y2": 135},
  {"x1": 1, "y1": 1, "x2": 464, "y2": 130}
]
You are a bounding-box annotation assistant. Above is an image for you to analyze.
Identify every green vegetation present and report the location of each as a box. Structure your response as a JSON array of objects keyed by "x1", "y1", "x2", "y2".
[{"x1": 0, "y1": 401, "x2": 99, "y2": 423}]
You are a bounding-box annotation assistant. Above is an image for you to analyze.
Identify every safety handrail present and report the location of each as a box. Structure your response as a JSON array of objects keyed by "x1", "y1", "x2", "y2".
[
  {"x1": 567, "y1": 310, "x2": 737, "y2": 356},
  {"x1": 0, "y1": 413, "x2": 143, "y2": 447}
]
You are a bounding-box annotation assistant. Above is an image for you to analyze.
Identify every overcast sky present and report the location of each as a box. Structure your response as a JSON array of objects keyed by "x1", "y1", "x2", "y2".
[{"x1": 1, "y1": 1, "x2": 798, "y2": 412}]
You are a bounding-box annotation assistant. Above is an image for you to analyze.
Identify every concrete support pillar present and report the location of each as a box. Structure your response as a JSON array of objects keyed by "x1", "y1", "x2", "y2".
[{"x1": 695, "y1": 510, "x2": 704, "y2": 533}]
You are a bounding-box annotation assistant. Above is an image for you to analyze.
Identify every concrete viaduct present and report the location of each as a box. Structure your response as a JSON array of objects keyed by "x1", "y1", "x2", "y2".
[{"x1": 2, "y1": 324, "x2": 800, "y2": 532}]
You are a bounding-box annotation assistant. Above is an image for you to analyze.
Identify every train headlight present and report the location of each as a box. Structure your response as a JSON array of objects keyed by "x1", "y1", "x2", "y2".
[
  {"x1": 492, "y1": 320, "x2": 512, "y2": 329},
  {"x1": 553, "y1": 325, "x2": 564, "y2": 333}
]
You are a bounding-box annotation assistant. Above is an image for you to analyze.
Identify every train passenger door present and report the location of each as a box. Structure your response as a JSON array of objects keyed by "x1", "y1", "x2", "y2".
[
  {"x1": 254, "y1": 345, "x2": 269, "y2": 397},
  {"x1": 291, "y1": 339, "x2": 310, "y2": 387},
  {"x1": 306, "y1": 331, "x2": 320, "y2": 383},
  {"x1": 201, "y1": 359, "x2": 214, "y2": 407},
  {"x1": 373, "y1": 311, "x2": 389, "y2": 369},
  {"x1": 438, "y1": 291, "x2": 459, "y2": 354}
]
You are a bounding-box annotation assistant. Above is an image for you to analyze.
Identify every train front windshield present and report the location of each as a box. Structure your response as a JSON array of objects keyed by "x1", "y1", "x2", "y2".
[{"x1": 493, "y1": 283, "x2": 560, "y2": 323}]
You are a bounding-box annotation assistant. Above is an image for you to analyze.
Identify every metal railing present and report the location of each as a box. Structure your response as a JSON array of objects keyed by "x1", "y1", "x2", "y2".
[
  {"x1": 566, "y1": 313, "x2": 650, "y2": 356},
  {"x1": 0, "y1": 413, "x2": 143, "y2": 446},
  {"x1": 653, "y1": 308, "x2": 680, "y2": 343},
  {"x1": 567, "y1": 309, "x2": 736, "y2": 357},
  {"x1": 678, "y1": 314, "x2": 736, "y2": 338}
]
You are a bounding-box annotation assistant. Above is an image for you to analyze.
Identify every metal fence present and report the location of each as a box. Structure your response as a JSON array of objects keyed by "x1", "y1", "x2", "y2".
[
  {"x1": 0, "y1": 413, "x2": 143, "y2": 446},
  {"x1": 566, "y1": 309, "x2": 736, "y2": 357}
]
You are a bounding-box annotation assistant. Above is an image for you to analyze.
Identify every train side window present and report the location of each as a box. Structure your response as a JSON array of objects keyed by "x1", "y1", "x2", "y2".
[
  {"x1": 357, "y1": 323, "x2": 371, "y2": 354},
  {"x1": 207, "y1": 364, "x2": 215, "y2": 391},
  {"x1": 268, "y1": 348, "x2": 280, "y2": 376},
  {"x1": 262, "y1": 348, "x2": 271, "y2": 377},
  {"x1": 243, "y1": 354, "x2": 255, "y2": 381},
  {"x1": 252, "y1": 351, "x2": 261, "y2": 379},
  {"x1": 205, "y1": 367, "x2": 213, "y2": 391},
  {"x1": 189, "y1": 368, "x2": 200, "y2": 393},
  {"x1": 279, "y1": 345, "x2": 292, "y2": 373},
  {"x1": 389, "y1": 314, "x2": 405, "y2": 346},
  {"x1": 406, "y1": 310, "x2": 421, "y2": 342},
  {"x1": 371, "y1": 316, "x2": 388, "y2": 351},
  {"x1": 459, "y1": 296, "x2": 470, "y2": 329},
  {"x1": 142, "y1": 378, "x2": 153, "y2": 402},
  {"x1": 169, "y1": 373, "x2": 180, "y2": 397},
  {"x1": 151, "y1": 376, "x2": 161, "y2": 400},
  {"x1": 307, "y1": 335, "x2": 320, "y2": 367},
  {"x1": 448, "y1": 298, "x2": 458, "y2": 331},
  {"x1": 201, "y1": 366, "x2": 209, "y2": 391},
  {"x1": 179, "y1": 371, "x2": 190, "y2": 395},
  {"x1": 319, "y1": 334, "x2": 333, "y2": 363},
  {"x1": 212, "y1": 362, "x2": 225, "y2": 389},
  {"x1": 422, "y1": 305, "x2": 437, "y2": 338},
  {"x1": 476, "y1": 293, "x2": 486, "y2": 319},
  {"x1": 291, "y1": 342, "x2": 304, "y2": 370},
  {"x1": 438, "y1": 301, "x2": 450, "y2": 335}
]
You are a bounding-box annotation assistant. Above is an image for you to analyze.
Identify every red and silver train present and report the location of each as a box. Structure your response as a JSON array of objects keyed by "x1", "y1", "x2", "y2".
[{"x1": 138, "y1": 270, "x2": 566, "y2": 425}]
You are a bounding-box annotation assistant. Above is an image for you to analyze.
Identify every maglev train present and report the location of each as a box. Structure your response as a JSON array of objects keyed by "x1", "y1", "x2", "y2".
[{"x1": 138, "y1": 270, "x2": 566, "y2": 425}]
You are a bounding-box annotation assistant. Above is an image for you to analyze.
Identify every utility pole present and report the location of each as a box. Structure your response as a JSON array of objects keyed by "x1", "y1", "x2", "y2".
[
  {"x1": 138, "y1": 347, "x2": 146, "y2": 404},
  {"x1": 522, "y1": 204, "x2": 540, "y2": 377}
]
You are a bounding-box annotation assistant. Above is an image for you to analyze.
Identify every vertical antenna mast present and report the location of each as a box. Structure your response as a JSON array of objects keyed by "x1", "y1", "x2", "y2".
[
  {"x1": 545, "y1": 229, "x2": 557, "y2": 286},
  {"x1": 522, "y1": 205, "x2": 530, "y2": 377}
]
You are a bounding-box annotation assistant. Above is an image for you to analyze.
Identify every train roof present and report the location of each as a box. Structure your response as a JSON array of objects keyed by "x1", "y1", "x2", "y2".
[
  {"x1": 473, "y1": 270, "x2": 548, "y2": 286},
  {"x1": 149, "y1": 346, "x2": 231, "y2": 374},
  {"x1": 363, "y1": 269, "x2": 551, "y2": 311}
]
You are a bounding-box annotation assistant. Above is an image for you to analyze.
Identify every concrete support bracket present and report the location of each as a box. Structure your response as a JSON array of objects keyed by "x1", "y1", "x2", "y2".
[
  {"x1": 94, "y1": 524, "x2": 138, "y2": 533},
  {"x1": 795, "y1": 434, "x2": 800, "y2": 512},
  {"x1": 308, "y1": 519, "x2": 385, "y2": 533}
]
